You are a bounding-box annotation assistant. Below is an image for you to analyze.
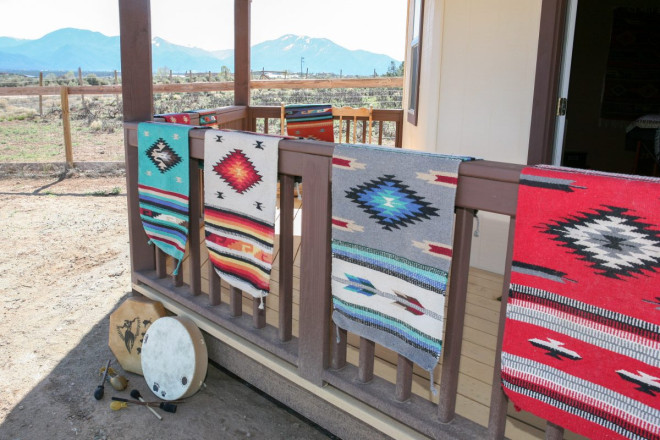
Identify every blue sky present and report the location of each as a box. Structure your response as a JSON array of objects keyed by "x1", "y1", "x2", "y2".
[{"x1": 0, "y1": 0, "x2": 407, "y2": 60}]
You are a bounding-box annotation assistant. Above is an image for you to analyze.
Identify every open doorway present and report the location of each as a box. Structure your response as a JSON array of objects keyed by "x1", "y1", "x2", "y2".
[{"x1": 556, "y1": 0, "x2": 660, "y2": 176}]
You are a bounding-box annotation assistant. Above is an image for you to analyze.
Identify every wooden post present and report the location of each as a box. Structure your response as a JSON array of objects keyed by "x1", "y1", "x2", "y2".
[
  {"x1": 60, "y1": 86, "x2": 73, "y2": 168},
  {"x1": 169, "y1": 69, "x2": 172, "y2": 81},
  {"x1": 119, "y1": 0, "x2": 155, "y2": 280},
  {"x1": 38, "y1": 72, "x2": 43, "y2": 116},
  {"x1": 114, "y1": 70, "x2": 118, "y2": 84},
  {"x1": 438, "y1": 207, "x2": 474, "y2": 422},
  {"x1": 208, "y1": 71, "x2": 212, "y2": 81},
  {"x1": 297, "y1": 153, "x2": 332, "y2": 386},
  {"x1": 78, "y1": 67, "x2": 85, "y2": 105},
  {"x1": 234, "y1": 0, "x2": 251, "y2": 106},
  {"x1": 488, "y1": 219, "x2": 517, "y2": 439}
]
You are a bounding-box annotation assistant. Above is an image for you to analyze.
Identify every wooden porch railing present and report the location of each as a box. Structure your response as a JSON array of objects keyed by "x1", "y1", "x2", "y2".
[
  {"x1": 123, "y1": 106, "x2": 546, "y2": 439},
  {"x1": 248, "y1": 105, "x2": 404, "y2": 147}
]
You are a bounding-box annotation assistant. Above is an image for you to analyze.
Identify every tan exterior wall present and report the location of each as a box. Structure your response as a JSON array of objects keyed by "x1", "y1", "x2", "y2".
[{"x1": 402, "y1": 0, "x2": 542, "y2": 273}]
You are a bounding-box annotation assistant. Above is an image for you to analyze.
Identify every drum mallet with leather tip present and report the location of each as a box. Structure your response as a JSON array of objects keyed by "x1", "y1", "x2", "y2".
[
  {"x1": 131, "y1": 389, "x2": 178, "y2": 414},
  {"x1": 118, "y1": 396, "x2": 178, "y2": 413},
  {"x1": 94, "y1": 360, "x2": 111, "y2": 400}
]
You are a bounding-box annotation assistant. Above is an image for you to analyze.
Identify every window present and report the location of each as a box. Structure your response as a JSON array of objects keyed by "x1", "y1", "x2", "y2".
[{"x1": 407, "y1": 0, "x2": 424, "y2": 125}]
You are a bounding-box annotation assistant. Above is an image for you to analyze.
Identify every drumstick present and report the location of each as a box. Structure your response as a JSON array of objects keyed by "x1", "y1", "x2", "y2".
[
  {"x1": 111, "y1": 397, "x2": 163, "y2": 419},
  {"x1": 94, "y1": 360, "x2": 111, "y2": 400},
  {"x1": 130, "y1": 389, "x2": 182, "y2": 412}
]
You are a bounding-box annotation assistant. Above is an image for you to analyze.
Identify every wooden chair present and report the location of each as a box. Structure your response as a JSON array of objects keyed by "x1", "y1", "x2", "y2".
[{"x1": 332, "y1": 106, "x2": 373, "y2": 144}]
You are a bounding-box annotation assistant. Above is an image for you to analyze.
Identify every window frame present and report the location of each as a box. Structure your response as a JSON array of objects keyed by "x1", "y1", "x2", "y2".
[{"x1": 407, "y1": 0, "x2": 424, "y2": 126}]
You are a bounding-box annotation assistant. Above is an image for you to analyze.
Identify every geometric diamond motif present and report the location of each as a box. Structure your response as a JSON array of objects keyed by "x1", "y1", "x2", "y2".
[
  {"x1": 145, "y1": 137, "x2": 182, "y2": 173},
  {"x1": 543, "y1": 205, "x2": 660, "y2": 279},
  {"x1": 212, "y1": 149, "x2": 262, "y2": 194},
  {"x1": 345, "y1": 174, "x2": 439, "y2": 231}
]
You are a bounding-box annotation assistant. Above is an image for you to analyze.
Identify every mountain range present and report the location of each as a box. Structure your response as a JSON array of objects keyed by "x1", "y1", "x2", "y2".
[{"x1": 0, "y1": 28, "x2": 400, "y2": 76}]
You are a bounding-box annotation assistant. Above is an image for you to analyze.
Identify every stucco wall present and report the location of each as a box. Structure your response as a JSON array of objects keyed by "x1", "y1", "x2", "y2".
[{"x1": 402, "y1": 0, "x2": 542, "y2": 274}]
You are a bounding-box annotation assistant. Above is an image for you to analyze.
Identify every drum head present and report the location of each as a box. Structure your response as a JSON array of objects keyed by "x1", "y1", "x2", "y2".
[{"x1": 141, "y1": 316, "x2": 208, "y2": 400}]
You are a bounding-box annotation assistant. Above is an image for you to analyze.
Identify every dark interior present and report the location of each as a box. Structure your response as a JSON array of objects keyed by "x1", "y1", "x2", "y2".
[{"x1": 562, "y1": 0, "x2": 660, "y2": 176}]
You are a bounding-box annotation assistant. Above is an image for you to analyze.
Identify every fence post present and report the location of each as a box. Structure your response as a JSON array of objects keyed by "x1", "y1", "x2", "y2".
[
  {"x1": 38, "y1": 72, "x2": 43, "y2": 116},
  {"x1": 78, "y1": 67, "x2": 86, "y2": 105},
  {"x1": 114, "y1": 70, "x2": 119, "y2": 84},
  {"x1": 60, "y1": 86, "x2": 73, "y2": 168}
]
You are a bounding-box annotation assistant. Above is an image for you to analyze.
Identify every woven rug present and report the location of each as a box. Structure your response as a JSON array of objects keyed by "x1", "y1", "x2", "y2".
[
  {"x1": 284, "y1": 104, "x2": 334, "y2": 142},
  {"x1": 186, "y1": 109, "x2": 218, "y2": 128},
  {"x1": 155, "y1": 113, "x2": 193, "y2": 125},
  {"x1": 203, "y1": 130, "x2": 282, "y2": 303},
  {"x1": 137, "y1": 122, "x2": 192, "y2": 274},
  {"x1": 331, "y1": 144, "x2": 470, "y2": 373},
  {"x1": 156, "y1": 110, "x2": 218, "y2": 128},
  {"x1": 501, "y1": 165, "x2": 660, "y2": 439}
]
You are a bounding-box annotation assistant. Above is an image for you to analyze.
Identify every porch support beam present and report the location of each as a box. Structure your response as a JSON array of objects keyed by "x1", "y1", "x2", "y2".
[
  {"x1": 234, "y1": 0, "x2": 251, "y2": 106},
  {"x1": 119, "y1": 0, "x2": 154, "y2": 278}
]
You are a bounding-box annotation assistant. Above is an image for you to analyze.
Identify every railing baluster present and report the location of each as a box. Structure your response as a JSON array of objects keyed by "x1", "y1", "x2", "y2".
[
  {"x1": 264, "y1": 117, "x2": 269, "y2": 134},
  {"x1": 331, "y1": 324, "x2": 347, "y2": 370},
  {"x1": 208, "y1": 263, "x2": 221, "y2": 305},
  {"x1": 378, "y1": 121, "x2": 383, "y2": 145},
  {"x1": 395, "y1": 355, "x2": 413, "y2": 402},
  {"x1": 358, "y1": 338, "x2": 375, "y2": 383},
  {"x1": 230, "y1": 286, "x2": 243, "y2": 317},
  {"x1": 188, "y1": 162, "x2": 201, "y2": 296},
  {"x1": 174, "y1": 268, "x2": 183, "y2": 287},
  {"x1": 438, "y1": 207, "x2": 475, "y2": 422},
  {"x1": 545, "y1": 422, "x2": 565, "y2": 440},
  {"x1": 155, "y1": 248, "x2": 166, "y2": 278},
  {"x1": 488, "y1": 219, "x2": 517, "y2": 439},
  {"x1": 278, "y1": 174, "x2": 295, "y2": 341},
  {"x1": 253, "y1": 297, "x2": 266, "y2": 329}
]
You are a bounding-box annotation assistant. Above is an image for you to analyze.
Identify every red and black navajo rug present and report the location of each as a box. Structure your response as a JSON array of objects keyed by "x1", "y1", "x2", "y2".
[
  {"x1": 501, "y1": 166, "x2": 660, "y2": 439},
  {"x1": 155, "y1": 112, "x2": 193, "y2": 125}
]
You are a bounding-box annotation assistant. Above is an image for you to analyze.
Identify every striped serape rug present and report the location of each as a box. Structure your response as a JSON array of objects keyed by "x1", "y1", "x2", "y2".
[
  {"x1": 203, "y1": 129, "x2": 282, "y2": 304},
  {"x1": 331, "y1": 144, "x2": 470, "y2": 377},
  {"x1": 284, "y1": 103, "x2": 334, "y2": 142},
  {"x1": 137, "y1": 122, "x2": 192, "y2": 274},
  {"x1": 502, "y1": 166, "x2": 660, "y2": 439}
]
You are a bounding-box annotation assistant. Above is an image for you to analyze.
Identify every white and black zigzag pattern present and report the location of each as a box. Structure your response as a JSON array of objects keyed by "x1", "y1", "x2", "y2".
[{"x1": 543, "y1": 206, "x2": 660, "y2": 279}]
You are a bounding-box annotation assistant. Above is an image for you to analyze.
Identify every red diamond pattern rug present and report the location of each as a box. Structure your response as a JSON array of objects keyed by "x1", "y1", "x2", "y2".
[{"x1": 501, "y1": 165, "x2": 660, "y2": 440}]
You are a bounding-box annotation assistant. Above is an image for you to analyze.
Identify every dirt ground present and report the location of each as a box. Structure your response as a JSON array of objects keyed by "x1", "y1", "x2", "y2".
[{"x1": 0, "y1": 176, "x2": 332, "y2": 440}]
